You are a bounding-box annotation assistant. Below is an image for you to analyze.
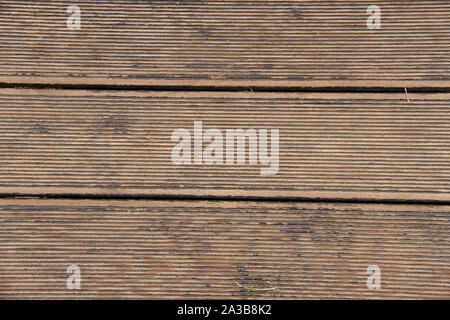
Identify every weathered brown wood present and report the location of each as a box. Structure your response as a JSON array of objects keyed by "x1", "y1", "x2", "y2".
[
  {"x1": 0, "y1": 0, "x2": 448, "y2": 88},
  {"x1": 0, "y1": 199, "x2": 448, "y2": 299},
  {"x1": 0, "y1": 88, "x2": 449, "y2": 201},
  {"x1": 0, "y1": 0, "x2": 448, "y2": 300}
]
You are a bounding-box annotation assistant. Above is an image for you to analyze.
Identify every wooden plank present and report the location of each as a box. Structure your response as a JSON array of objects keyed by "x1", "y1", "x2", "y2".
[
  {"x1": 0, "y1": 0, "x2": 448, "y2": 88},
  {"x1": 1, "y1": 89, "x2": 449, "y2": 201},
  {"x1": 0, "y1": 199, "x2": 448, "y2": 299}
]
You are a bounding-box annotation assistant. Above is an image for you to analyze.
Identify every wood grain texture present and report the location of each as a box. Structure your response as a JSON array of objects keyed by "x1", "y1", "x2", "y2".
[
  {"x1": 0, "y1": 0, "x2": 449, "y2": 88},
  {"x1": 0, "y1": 88, "x2": 449, "y2": 201},
  {"x1": 0, "y1": 199, "x2": 448, "y2": 299}
]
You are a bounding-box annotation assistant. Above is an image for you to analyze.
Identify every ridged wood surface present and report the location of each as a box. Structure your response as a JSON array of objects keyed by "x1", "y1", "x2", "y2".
[
  {"x1": 0, "y1": 0, "x2": 449, "y2": 87},
  {"x1": 0, "y1": 89, "x2": 449, "y2": 201},
  {"x1": 0, "y1": 199, "x2": 449, "y2": 299},
  {"x1": 1, "y1": 0, "x2": 449, "y2": 300}
]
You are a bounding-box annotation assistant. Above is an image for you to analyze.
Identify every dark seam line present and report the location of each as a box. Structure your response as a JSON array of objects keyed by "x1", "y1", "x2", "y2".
[
  {"x1": 1, "y1": 193, "x2": 450, "y2": 206},
  {"x1": 0, "y1": 82, "x2": 449, "y2": 94}
]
